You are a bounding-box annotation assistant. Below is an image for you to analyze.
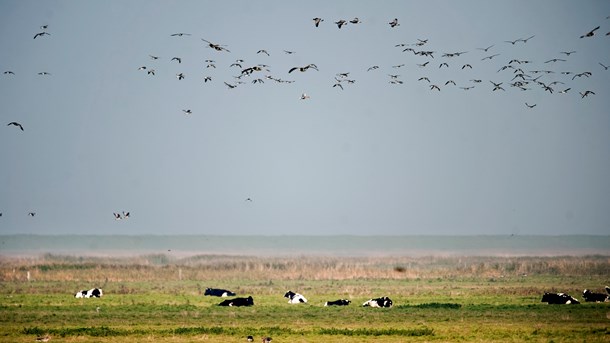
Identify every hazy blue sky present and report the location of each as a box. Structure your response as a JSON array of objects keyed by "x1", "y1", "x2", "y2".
[{"x1": 1, "y1": 1, "x2": 609, "y2": 236}]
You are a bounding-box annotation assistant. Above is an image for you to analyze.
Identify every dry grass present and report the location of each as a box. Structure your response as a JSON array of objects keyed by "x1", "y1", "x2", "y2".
[{"x1": 1, "y1": 254, "x2": 608, "y2": 283}]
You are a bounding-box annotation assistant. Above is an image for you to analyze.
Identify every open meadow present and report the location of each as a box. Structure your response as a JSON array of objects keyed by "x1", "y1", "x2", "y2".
[{"x1": 1, "y1": 254, "x2": 609, "y2": 342}]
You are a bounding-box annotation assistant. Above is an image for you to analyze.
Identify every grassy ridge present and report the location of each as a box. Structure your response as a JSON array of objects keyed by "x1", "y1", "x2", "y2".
[{"x1": 0, "y1": 255, "x2": 609, "y2": 342}]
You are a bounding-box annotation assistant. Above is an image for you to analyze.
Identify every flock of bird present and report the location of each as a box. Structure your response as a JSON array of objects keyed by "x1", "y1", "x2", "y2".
[
  {"x1": 122, "y1": 14, "x2": 607, "y2": 114},
  {"x1": 2, "y1": 12, "x2": 609, "y2": 224}
]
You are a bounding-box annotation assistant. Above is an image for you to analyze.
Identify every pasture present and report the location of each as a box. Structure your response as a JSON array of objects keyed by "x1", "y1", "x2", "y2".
[{"x1": 0, "y1": 254, "x2": 609, "y2": 342}]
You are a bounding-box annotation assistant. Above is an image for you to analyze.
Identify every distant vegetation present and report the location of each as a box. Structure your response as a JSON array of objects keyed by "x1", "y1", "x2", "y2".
[{"x1": 1, "y1": 254, "x2": 608, "y2": 284}]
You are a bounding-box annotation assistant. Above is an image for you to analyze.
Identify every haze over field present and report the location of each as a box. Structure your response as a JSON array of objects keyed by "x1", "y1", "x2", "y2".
[{"x1": 1, "y1": 1, "x2": 609, "y2": 236}]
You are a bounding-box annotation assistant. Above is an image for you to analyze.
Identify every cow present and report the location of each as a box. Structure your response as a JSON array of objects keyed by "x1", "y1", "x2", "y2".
[
  {"x1": 582, "y1": 287, "x2": 610, "y2": 302},
  {"x1": 217, "y1": 296, "x2": 254, "y2": 307},
  {"x1": 541, "y1": 292, "x2": 580, "y2": 304},
  {"x1": 324, "y1": 299, "x2": 351, "y2": 306},
  {"x1": 75, "y1": 288, "x2": 103, "y2": 298},
  {"x1": 204, "y1": 288, "x2": 236, "y2": 297},
  {"x1": 362, "y1": 296, "x2": 393, "y2": 308},
  {"x1": 284, "y1": 291, "x2": 307, "y2": 304}
]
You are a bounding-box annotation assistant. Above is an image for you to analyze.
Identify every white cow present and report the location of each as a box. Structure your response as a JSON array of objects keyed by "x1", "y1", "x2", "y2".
[
  {"x1": 75, "y1": 288, "x2": 103, "y2": 298},
  {"x1": 284, "y1": 290, "x2": 307, "y2": 304}
]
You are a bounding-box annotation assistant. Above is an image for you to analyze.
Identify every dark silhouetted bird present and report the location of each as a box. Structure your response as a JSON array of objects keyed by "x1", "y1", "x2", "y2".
[
  {"x1": 580, "y1": 26, "x2": 600, "y2": 38},
  {"x1": 33, "y1": 32, "x2": 50, "y2": 39},
  {"x1": 7, "y1": 122, "x2": 24, "y2": 131}
]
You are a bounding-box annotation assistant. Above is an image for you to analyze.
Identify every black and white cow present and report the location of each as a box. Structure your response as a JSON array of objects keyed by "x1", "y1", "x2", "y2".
[
  {"x1": 582, "y1": 287, "x2": 610, "y2": 302},
  {"x1": 75, "y1": 288, "x2": 103, "y2": 298},
  {"x1": 204, "y1": 288, "x2": 236, "y2": 297},
  {"x1": 541, "y1": 292, "x2": 580, "y2": 304},
  {"x1": 362, "y1": 296, "x2": 393, "y2": 308},
  {"x1": 217, "y1": 296, "x2": 254, "y2": 307},
  {"x1": 284, "y1": 290, "x2": 307, "y2": 304},
  {"x1": 324, "y1": 299, "x2": 351, "y2": 306}
]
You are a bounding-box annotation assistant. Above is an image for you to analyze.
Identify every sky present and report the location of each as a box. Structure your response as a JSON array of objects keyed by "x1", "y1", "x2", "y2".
[{"x1": 0, "y1": 1, "x2": 609, "y2": 236}]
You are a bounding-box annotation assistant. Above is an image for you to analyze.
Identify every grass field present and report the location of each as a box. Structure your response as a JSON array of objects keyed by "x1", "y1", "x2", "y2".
[{"x1": 1, "y1": 254, "x2": 609, "y2": 342}]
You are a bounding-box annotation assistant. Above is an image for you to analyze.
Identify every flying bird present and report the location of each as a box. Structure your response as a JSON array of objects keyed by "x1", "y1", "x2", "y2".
[
  {"x1": 490, "y1": 81, "x2": 505, "y2": 91},
  {"x1": 367, "y1": 65, "x2": 379, "y2": 71},
  {"x1": 3, "y1": 71, "x2": 15, "y2": 75},
  {"x1": 33, "y1": 31, "x2": 50, "y2": 39},
  {"x1": 518, "y1": 35, "x2": 535, "y2": 43},
  {"x1": 300, "y1": 93, "x2": 310, "y2": 100},
  {"x1": 599, "y1": 63, "x2": 609, "y2": 70},
  {"x1": 560, "y1": 51, "x2": 576, "y2": 56},
  {"x1": 28, "y1": 212, "x2": 36, "y2": 217},
  {"x1": 201, "y1": 38, "x2": 230, "y2": 52},
  {"x1": 481, "y1": 54, "x2": 500, "y2": 61},
  {"x1": 580, "y1": 90, "x2": 595, "y2": 98},
  {"x1": 335, "y1": 20, "x2": 347, "y2": 29},
  {"x1": 170, "y1": 33, "x2": 191, "y2": 37},
  {"x1": 580, "y1": 26, "x2": 600, "y2": 38},
  {"x1": 388, "y1": 18, "x2": 399, "y2": 28},
  {"x1": 171, "y1": 57, "x2": 182, "y2": 63},
  {"x1": 477, "y1": 45, "x2": 494, "y2": 52},
  {"x1": 7, "y1": 122, "x2": 24, "y2": 131},
  {"x1": 313, "y1": 17, "x2": 323, "y2": 27},
  {"x1": 176, "y1": 73, "x2": 185, "y2": 80},
  {"x1": 182, "y1": 109, "x2": 192, "y2": 115},
  {"x1": 350, "y1": 17, "x2": 361, "y2": 24},
  {"x1": 525, "y1": 103, "x2": 537, "y2": 108},
  {"x1": 289, "y1": 64, "x2": 318, "y2": 73}
]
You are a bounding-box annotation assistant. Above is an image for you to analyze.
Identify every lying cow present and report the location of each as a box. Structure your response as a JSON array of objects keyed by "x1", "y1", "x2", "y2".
[
  {"x1": 217, "y1": 296, "x2": 254, "y2": 307},
  {"x1": 324, "y1": 299, "x2": 351, "y2": 306},
  {"x1": 204, "y1": 288, "x2": 236, "y2": 297},
  {"x1": 582, "y1": 287, "x2": 610, "y2": 302},
  {"x1": 75, "y1": 288, "x2": 103, "y2": 298},
  {"x1": 363, "y1": 296, "x2": 393, "y2": 308},
  {"x1": 541, "y1": 292, "x2": 580, "y2": 304},
  {"x1": 284, "y1": 290, "x2": 307, "y2": 304}
]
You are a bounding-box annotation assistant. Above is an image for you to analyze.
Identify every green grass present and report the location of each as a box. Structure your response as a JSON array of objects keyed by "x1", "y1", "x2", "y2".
[{"x1": 0, "y1": 255, "x2": 609, "y2": 342}]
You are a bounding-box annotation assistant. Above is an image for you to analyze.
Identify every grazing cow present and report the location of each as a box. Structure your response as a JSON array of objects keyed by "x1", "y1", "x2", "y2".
[
  {"x1": 75, "y1": 288, "x2": 103, "y2": 298},
  {"x1": 362, "y1": 296, "x2": 393, "y2": 308},
  {"x1": 582, "y1": 287, "x2": 610, "y2": 302},
  {"x1": 204, "y1": 287, "x2": 236, "y2": 297},
  {"x1": 217, "y1": 296, "x2": 254, "y2": 307},
  {"x1": 284, "y1": 290, "x2": 307, "y2": 304},
  {"x1": 324, "y1": 299, "x2": 351, "y2": 306},
  {"x1": 541, "y1": 292, "x2": 580, "y2": 304}
]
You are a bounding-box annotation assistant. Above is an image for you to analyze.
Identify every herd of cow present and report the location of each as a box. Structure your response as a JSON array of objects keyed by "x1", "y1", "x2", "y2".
[{"x1": 74, "y1": 286, "x2": 610, "y2": 306}]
